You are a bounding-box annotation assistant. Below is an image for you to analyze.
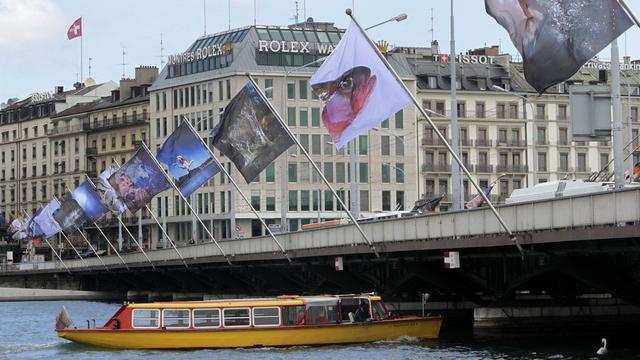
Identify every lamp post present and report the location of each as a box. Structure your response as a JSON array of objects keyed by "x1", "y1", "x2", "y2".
[
  {"x1": 372, "y1": 127, "x2": 407, "y2": 210},
  {"x1": 492, "y1": 85, "x2": 538, "y2": 185},
  {"x1": 449, "y1": 0, "x2": 462, "y2": 210}
]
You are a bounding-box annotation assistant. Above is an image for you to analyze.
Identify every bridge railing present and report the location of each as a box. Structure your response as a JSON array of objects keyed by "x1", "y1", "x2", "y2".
[{"x1": 7, "y1": 188, "x2": 640, "y2": 272}]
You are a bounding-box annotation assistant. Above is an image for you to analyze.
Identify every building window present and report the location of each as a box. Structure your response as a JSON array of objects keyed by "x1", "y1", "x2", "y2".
[
  {"x1": 496, "y1": 103, "x2": 506, "y2": 119},
  {"x1": 559, "y1": 128, "x2": 568, "y2": 145},
  {"x1": 311, "y1": 108, "x2": 320, "y2": 127},
  {"x1": 266, "y1": 191, "x2": 276, "y2": 211},
  {"x1": 289, "y1": 190, "x2": 298, "y2": 211},
  {"x1": 536, "y1": 104, "x2": 546, "y2": 120},
  {"x1": 299, "y1": 108, "x2": 308, "y2": 127},
  {"x1": 577, "y1": 153, "x2": 587, "y2": 172},
  {"x1": 538, "y1": 152, "x2": 547, "y2": 172},
  {"x1": 558, "y1": 104, "x2": 567, "y2": 120},
  {"x1": 288, "y1": 162, "x2": 297, "y2": 182},
  {"x1": 396, "y1": 163, "x2": 404, "y2": 183},
  {"x1": 300, "y1": 190, "x2": 310, "y2": 211},
  {"x1": 287, "y1": 81, "x2": 295, "y2": 100},
  {"x1": 559, "y1": 152, "x2": 569, "y2": 171},
  {"x1": 395, "y1": 110, "x2": 404, "y2": 128},
  {"x1": 382, "y1": 191, "x2": 391, "y2": 211},
  {"x1": 358, "y1": 135, "x2": 368, "y2": 155},
  {"x1": 265, "y1": 163, "x2": 275, "y2": 182},
  {"x1": 251, "y1": 191, "x2": 261, "y2": 211},
  {"x1": 287, "y1": 107, "x2": 296, "y2": 127},
  {"x1": 537, "y1": 127, "x2": 546, "y2": 145},
  {"x1": 299, "y1": 80, "x2": 308, "y2": 99},
  {"x1": 359, "y1": 163, "x2": 368, "y2": 183},
  {"x1": 264, "y1": 79, "x2": 273, "y2": 99},
  {"x1": 381, "y1": 163, "x2": 390, "y2": 183},
  {"x1": 476, "y1": 102, "x2": 486, "y2": 118},
  {"x1": 381, "y1": 136, "x2": 390, "y2": 156},
  {"x1": 457, "y1": 103, "x2": 466, "y2": 118}
]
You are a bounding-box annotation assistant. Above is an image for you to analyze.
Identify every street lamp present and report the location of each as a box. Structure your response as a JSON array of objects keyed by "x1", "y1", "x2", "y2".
[
  {"x1": 372, "y1": 127, "x2": 408, "y2": 210},
  {"x1": 365, "y1": 13, "x2": 408, "y2": 30},
  {"x1": 492, "y1": 85, "x2": 538, "y2": 185}
]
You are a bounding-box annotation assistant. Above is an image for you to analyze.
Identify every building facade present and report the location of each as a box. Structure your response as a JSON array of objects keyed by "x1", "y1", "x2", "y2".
[{"x1": 148, "y1": 20, "x2": 417, "y2": 246}]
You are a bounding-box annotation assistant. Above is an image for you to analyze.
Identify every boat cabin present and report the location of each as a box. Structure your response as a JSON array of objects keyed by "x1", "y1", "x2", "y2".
[{"x1": 100, "y1": 294, "x2": 388, "y2": 331}]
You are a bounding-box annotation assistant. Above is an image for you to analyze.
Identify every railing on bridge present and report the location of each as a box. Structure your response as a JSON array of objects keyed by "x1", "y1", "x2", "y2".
[{"x1": 6, "y1": 188, "x2": 640, "y2": 272}]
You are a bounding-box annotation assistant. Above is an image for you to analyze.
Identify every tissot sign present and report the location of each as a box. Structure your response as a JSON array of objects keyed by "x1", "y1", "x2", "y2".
[
  {"x1": 258, "y1": 40, "x2": 336, "y2": 55},
  {"x1": 168, "y1": 43, "x2": 231, "y2": 65},
  {"x1": 434, "y1": 54, "x2": 496, "y2": 64}
]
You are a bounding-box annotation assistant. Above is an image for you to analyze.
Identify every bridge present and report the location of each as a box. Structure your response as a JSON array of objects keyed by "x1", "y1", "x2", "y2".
[{"x1": 2, "y1": 188, "x2": 640, "y2": 329}]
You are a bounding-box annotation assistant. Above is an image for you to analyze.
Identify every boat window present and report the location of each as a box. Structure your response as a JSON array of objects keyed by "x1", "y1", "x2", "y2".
[
  {"x1": 162, "y1": 309, "x2": 190, "y2": 328},
  {"x1": 282, "y1": 305, "x2": 306, "y2": 326},
  {"x1": 223, "y1": 308, "x2": 251, "y2": 327},
  {"x1": 307, "y1": 305, "x2": 338, "y2": 325},
  {"x1": 252, "y1": 307, "x2": 280, "y2": 326},
  {"x1": 193, "y1": 308, "x2": 220, "y2": 328},
  {"x1": 371, "y1": 301, "x2": 387, "y2": 321},
  {"x1": 132, "y1": 309, "x2": 160, "y2": 328}
]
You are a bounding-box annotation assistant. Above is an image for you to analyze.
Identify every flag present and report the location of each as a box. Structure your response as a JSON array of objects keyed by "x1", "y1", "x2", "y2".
[
  {"x1": 33, "y1": 199, "x2": 63, "y2": 238},
  {"x1": 157, "y1": 121, "x2": 221, "y2": 197},
  {"x1": 411, "y1": 194, "x2": 444, "y2": 213},
  {"x1": 210, "y1": 81, "x2": 295, "y2": 183},
  {"x1": 27, "y1": 208, "x2": 44, "y2": 237},
  {"x1": 486, "y1": 0, "x2": 633, "y2": 93},
  {"x1": 53, "y1": 194, "x2": 87, "y2": 234},
  {"x1": 9, "y1": 213, "x2": 28, "y2": 240},
  {"x1": 108, "y1": 147, "x2": 171, "y2": 213},
  {"x1": 96, "y1": 166, "x2": 128, "y2": 215},
  {"x1": 633, "y1": 161, "x2": 640, "y2": 182},
  {"x1": 465, "y1": 186, "x2": 494, "y2": 210},
  {"x1": 72, "y1": 182, "x2": 107, "y2": 223},
  {"x1": 67, "y1": 17, "x2": 82, "y2": 40},
  {"x1": 310, "y1": 21, "x2": 411, "y2": 149}
]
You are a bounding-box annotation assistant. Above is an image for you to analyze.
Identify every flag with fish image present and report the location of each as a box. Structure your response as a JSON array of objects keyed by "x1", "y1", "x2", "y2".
[
  {"x1": 32, "y1": 199, "x2": 63, "y2": 238},
  {"x1": 485, "y1": 0, "x2": 633, "y2": 93},
  {"x1": 157, "y1": 121, "x2": 221, "y2": 197},
  {"x1": 108, "y1": 147, "x2": 171, "y2": 214},
  {"x1": 71, "y1": 181, "x2": 108, "y2": 223},
  {"x1": 210, "y1": 80, "x2": 295, "y2": 183},
  {"x1": 310, "y1": 21, "x2": 411, "y2": 149}
]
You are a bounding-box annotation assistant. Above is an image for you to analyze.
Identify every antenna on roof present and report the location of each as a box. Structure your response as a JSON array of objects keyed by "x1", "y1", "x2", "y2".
[
  {"x1": 253, "y1": 0, "x2": 256, "y2": 26},
  {"x1": 88, "y1": 57, "x2": 92, "y2": 78},
  {"x1": 303, "y1": 0, "x2": 306, "y2": 20},
  {"x1": 429, "y1": 8, "x2": 434, "y2": 44},
  {"x1": 120, "y1": 47, "x2": 128, "y2": 79},
  {"x1": 159, "y1": 33, "x2": 165, "y2": 68},
  {"x1": 228, "y1": 0, "x2": 231, "y2": 30},
  {"x1": 293, "y1": 1, "x2": 300, "y2": 23},
  {"x1": 203, "y1": 0, "x2": 207, "y2": 35}
]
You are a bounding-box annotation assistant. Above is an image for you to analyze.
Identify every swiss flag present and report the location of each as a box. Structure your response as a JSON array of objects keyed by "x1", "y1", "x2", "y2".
[{"x1": 67, "y1": 17, "x2": 82, "y2": 40}]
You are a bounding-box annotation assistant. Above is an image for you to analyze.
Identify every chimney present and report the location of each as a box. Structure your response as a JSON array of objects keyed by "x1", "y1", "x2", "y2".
[
  {"x1": 119, "y1": 78, "x2": 136, "y2": 100},
  {"x1": 55, "y1": 86, "x2": 64, "y2": 94},
  {"x1": 111, "y1": 89, "x2": 120, "y2": 102},
  {"x1": 134, "y1": 66, "x2": 159, "y2": 85}
]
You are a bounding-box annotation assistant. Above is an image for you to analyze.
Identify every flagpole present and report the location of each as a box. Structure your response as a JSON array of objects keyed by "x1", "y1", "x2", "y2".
[
  {"x1": 344, "y1": 8, "x2": 522, "y2": 254},
  {"x1": 62, "y1": 187, "x2": 109, "y2": 270},
  {"x1": 89, "y1": 213, "x2": 129, "y2": 269},
  {"x1": 139, "y1": 142, "x2": 232, "y2": 265},
  {"x1": 619, "y1": 0, "x2": 640, "y2": 29},
  {"x1": 246, "y1": 74, "x2": 380, "y2": 258},
  {"x1": 94, "y1": 166, "x2": 187, "y2": 269},
  {"x1": 182, "y1": 118, "x2": 292, "y2": 263},
  {"x1": 116, "y1": 214, "x2": 156, "y2": 269},
  {"x1": 80, "y1": 17, "x2": 83, "y2": 84},
  {"x1": 23, "y1": 211, "x2": 70, "y2": 273}
]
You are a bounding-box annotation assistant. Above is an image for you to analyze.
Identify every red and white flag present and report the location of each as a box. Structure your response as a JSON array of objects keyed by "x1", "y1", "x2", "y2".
[{"x1": 67, "y1": 17, "x2": 82, "y2": 40}]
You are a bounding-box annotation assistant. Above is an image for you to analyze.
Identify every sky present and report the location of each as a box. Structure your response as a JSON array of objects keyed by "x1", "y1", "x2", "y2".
[{"x1": 1, "y1": 0, "x2": 639, "y2": 102}]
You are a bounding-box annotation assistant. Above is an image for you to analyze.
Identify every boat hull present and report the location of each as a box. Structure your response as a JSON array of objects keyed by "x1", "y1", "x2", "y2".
[{"x1": 57, "y1": 317, "x2": 442, "y2": 349}]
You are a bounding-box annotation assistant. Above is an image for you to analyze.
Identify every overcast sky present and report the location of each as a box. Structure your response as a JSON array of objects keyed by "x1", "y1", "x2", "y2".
[{"x1": 1, "y1": 0, "x2": 639, "y2": 102}]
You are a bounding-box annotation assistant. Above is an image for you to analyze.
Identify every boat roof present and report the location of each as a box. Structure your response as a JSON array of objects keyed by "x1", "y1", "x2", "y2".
[{"x1": 127, "y1": 294, "x2": 381, "y2": 309}]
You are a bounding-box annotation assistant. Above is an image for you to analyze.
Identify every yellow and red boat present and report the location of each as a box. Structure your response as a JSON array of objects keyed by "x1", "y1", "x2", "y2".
[{"x1": 56, "y1": 293, "x2": 442, "y2": 349}]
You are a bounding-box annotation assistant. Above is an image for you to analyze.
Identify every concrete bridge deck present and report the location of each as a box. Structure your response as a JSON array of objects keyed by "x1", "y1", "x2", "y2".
[{"x1": 4, "y1": 187, "x2": 640, "y2": 273}]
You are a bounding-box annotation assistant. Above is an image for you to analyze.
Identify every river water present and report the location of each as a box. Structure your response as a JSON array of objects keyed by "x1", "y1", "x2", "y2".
[{"x1": 1, "y1": 300, "x2": 638, "y2": 359}]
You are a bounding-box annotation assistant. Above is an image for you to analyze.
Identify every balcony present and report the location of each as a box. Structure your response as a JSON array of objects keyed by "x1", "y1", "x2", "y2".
[
  {"x1": 47, "y1": 124, "x2": 84, "y2": 136},
  {"x1": 86, "y1": 169, "x2": 98, "y2": 178},
  {"x1": 421, "y1": 137, "x2": 449, "y2": 146},
  {"x1": 86, "y1": 147, "x2": 98, "y2": 157},
  {"x1": 84, "y1": 114, "x2": 149, "y2": 132},
  {"x1": 475, "y1": 139, "x2": 494, "y2": 147},
  {"x1": 496, "y1": 164, "x2": 528, "y2": 173},
  {"x1": 475, "y1": 164, "x2": 494, "y2": 173},
  {"x1": 459, "y1": 138, "x2": 473, "y2": 147},
  {"x1": 507, "y1": 139, "x2": 527, "y2": 147},
  {"x1": 421, "y1": 163, "x2": 451, "y2": 172}
]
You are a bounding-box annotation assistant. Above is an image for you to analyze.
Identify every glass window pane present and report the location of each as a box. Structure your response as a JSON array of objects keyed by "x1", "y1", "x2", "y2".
[
  {"x1": 163, "y1": 309, "x2": 190, "y2": 328},
  {"x1": 281, "y1": 29, "x2": 295, "y2": 41},
  {"x1": 304, "y1": 31, "x2": 319, "y2": 42},
  {"x1": 193, "y1": 309, "x2": 220, "y2": 328},
  {"x1": 292, "y1": 30, "x2": 306, "y2": 41},
  {"x1": 268, "y1": 29, "x2": 283, "y2": 41},
  {"x1": 316, "y1": 31, "x2": 330, "y2": 43},
  {"x1": 327, "y1": 32, "x2": 341, "y2": 43},
  {"x1": 223, "y1": 308, "x2": 250, "y2": 327}
]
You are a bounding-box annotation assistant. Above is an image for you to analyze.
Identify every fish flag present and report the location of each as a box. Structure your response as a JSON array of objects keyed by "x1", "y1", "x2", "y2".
[
  {"x1": 53, "y1": 194, "x2": 87, "y2": 234},
  {"x1": 108, "y1": 147, "x2": 171, "y2": 213},
  {"x1": 33, "y1": 199, "x2": 63, "y2": 238},
  {"x1": 96, "y1": 166, "x2": 128, "y2": 215},
  {"x1": 210, "y1": 81, "x2": 295, "y2": 183},
  {"x1": 310, "y1": 21, "x2": 411, "y2": 149},
  {"x1": 157, "y1": 121, "x2": 221, "y2": 197},
  {"x1": 72, "y1": 182, "x2": 108, "y2": 223},
  {"x1": 67, "y1": 17, "x2": 82, "y2": 40},
  {"x1": 486, "y1": 0, "x2": 633, "y2": 93},
  {"x1": 465, "y1": 186, "x2": 494, "y2": 210}
]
